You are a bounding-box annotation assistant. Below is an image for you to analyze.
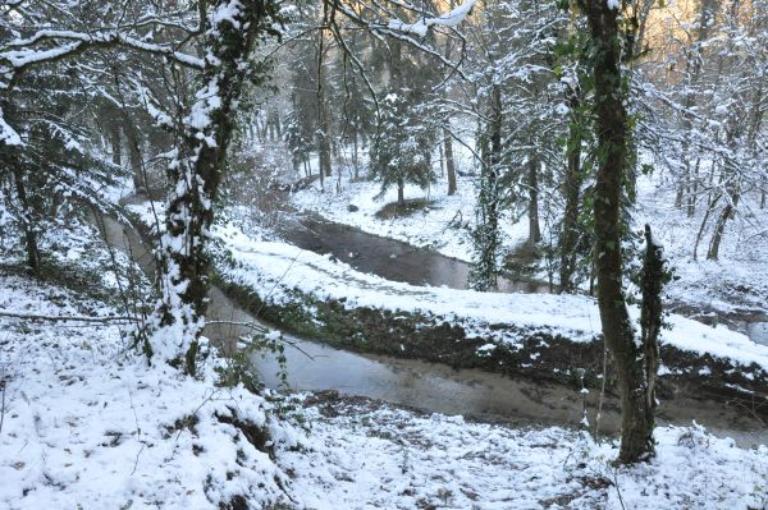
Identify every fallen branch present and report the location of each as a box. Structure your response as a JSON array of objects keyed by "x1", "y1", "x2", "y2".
[
  {"x1": 205, "y1": 320, "x2": 269, "y2": 333},
  {"x1": 0, "y1": 311, "x2": 140, "y2": 323}
]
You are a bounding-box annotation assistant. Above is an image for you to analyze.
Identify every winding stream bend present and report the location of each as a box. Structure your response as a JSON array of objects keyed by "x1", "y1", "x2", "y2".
[
  {"x1": 276, "y1": 214, "x2": 548, "y2": 294},
  {"x1": 100, "y1": 212, "x2": 768, "y2": 448},
  {"x1": 278, "y1": 213, "x2": 768, "y2": 346}
]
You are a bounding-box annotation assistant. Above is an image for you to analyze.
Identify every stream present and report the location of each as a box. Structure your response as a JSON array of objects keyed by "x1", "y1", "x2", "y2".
[
  {"x1": 276, "y1": 214, "x2": 548, "y2": 294},
  {"x1": 100, "y1": 212, "x2": 768, "y2": 448},
  {"x1": 277, "y1": 213, "x2": 768, "y2": 346}
]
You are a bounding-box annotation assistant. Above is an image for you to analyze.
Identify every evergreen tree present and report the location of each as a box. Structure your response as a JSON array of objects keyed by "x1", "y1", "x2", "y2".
[{"x1": 370, "y1": 93, "x2": 435, "y2": 206}]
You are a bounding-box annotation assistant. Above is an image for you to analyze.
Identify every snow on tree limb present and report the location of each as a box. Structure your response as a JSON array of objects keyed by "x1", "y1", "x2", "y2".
[
  {"x1": 0, "y1": 30, "x2": 205, "y2": 74},
  {"x1": 387, "y1": 0, "x2": 477, "y2": 37},
  {"x1": 0, "y1": 107, "x2": 22, "y2": 146}
]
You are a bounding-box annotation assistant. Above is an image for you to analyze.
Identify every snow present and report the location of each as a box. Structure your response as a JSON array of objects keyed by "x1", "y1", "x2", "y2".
[
  {"x1": 0, "y1": 30, "x2": 205, "y2": 70},
  {"x1": 0, "y1": 107, "x2": 23, "y2": 146},
  {"x1": 0, "y1": 273, "x2": 297, "y2": 509},
  {"x1": 282, "y1": 398, "x2": 768, "y2": 509},
  {"x1": 211, "y1": 1, "x2": 244, "y2": 30}
]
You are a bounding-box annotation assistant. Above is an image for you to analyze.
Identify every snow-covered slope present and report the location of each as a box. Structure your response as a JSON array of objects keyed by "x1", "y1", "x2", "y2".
[
  {"x1": 290, "y1": 171, "x2": 528, "y2": 262},
  {"x1": 3, "y1": 270, "x2": 767, "y2": 509},
  {"x1": 0, "y1": 273, "x2": 298, "y2": 509}
]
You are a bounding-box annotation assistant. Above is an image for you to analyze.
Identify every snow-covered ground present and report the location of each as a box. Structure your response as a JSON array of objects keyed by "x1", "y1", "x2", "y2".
[
  {"x1": 284, "y1": 397, "x2": 768, "y2": 510},
  {"x1": 0, "y1": 271, "x2": 298, "y2": 509},
  {"x1": 2, "y1": 269, "x2": 767, "y2": 509}
]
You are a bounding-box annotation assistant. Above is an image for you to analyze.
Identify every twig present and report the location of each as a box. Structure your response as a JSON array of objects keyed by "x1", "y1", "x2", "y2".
[
  {"x1": 205, "y1": 320, "x2": 269, "y2": 332},
  {"x1": 0, "y1": 312, "x2": 140, "y2": 323},
  {"x1": 0, "y1": 367, "x2": 6, "y2": 436},
  {"x1": 610, "y1": 466, "x2": 627, "y2": 510},
  {"x1": 130, "y1": 444, "x2": 145, "y2": 476},
  {"x1": 238, "y1": 335, "x2": 316, "y2": 361}
]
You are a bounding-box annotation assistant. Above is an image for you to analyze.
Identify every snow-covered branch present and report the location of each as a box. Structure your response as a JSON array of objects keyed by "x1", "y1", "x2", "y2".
[{"x1": 387, "y1": 0, "x2": 477, "y2": 37}]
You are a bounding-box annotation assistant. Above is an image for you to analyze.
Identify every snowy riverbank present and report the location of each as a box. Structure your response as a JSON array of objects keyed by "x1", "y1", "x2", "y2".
[{"x1": 289, "y1": 169, "x2": 768, "y2": 321}]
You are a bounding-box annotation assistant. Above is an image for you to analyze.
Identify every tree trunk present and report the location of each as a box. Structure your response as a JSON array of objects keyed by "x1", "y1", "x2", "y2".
[
  {"x1": 706, "y1": 199, "x2": 737, "y2": 260},
  {"x1": 585, "y1": 0, "x2": 655, "y2": 464},
  {"x1": 397, "y1": 178, "x2": 405, "y2": 206},
  {"x1": 527, "y1": 152, "x2": 541, "y2": 245},
  {"x1": 316, "y1": 30, "x2": 332, "y2": 179},
  {"x1": 109, "y1": 122, "x2": 122, "y2": 167},
  {"x1": 640, "y1": 224, "x2": 664, "y2": 432},
  {"x1": 560, "y1": 89, "x2": 582, "y2": 293},
  {"x1": 686, "y1": 158, "x2": 700, "y2": 217},
  {"x1": 123, "y1": 120, "x2": 145, "y2": 193},
  {"x1": 471, "y1": 85, "x2": 503, "y2": 292},
  {"x1": 153, "y1": 1, "x2": 276, "y2": 376},
  {"x1": 11, "y1": 166, "x2": 41, "y2": 275},
  {"x1": 693, "y1": 192, "x2": 720, "y2": 261},
  {"x1": 353, "y1": 131, "x2": 359, "y2": 179},
  {"x1": 444, "y1": 126, "x2": 457, "y2": 195}
]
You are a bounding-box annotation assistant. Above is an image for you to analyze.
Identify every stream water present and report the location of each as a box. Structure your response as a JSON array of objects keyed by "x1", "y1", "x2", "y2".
[
  {"x1": 278, "y1": 214, "x2": 768, "y2": 346},
  {"x1": 276, "y1": 215, "x2": 548, "y2": 294},
  {"x1": 100, "y1": 212, "x2": 768, "y2": 448}
]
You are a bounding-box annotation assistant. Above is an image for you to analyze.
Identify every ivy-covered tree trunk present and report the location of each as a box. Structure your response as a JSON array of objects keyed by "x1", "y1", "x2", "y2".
[
  {"x1": 153, "y1": 0, "x2": 280, "y2": 376},
  {"x1": 471, "y1": 84, "x2": 503, "y2": 291},
  {"x1": 583, "y1": 0, "x2": 656, "y2": 464},
  {"x1": 640, "y1": 224, "x2": 664, "y2": 428}
]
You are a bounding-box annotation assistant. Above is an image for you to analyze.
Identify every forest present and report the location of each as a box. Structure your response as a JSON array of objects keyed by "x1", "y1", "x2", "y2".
[{"x1": 1, "y1": 0, "x2": 768, "y2": 508}]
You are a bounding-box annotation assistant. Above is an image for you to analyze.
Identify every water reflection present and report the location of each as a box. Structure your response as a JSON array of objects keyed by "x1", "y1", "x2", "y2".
[{"x1": 277, "y1": 215, "x2": 548, "y2": 293}]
